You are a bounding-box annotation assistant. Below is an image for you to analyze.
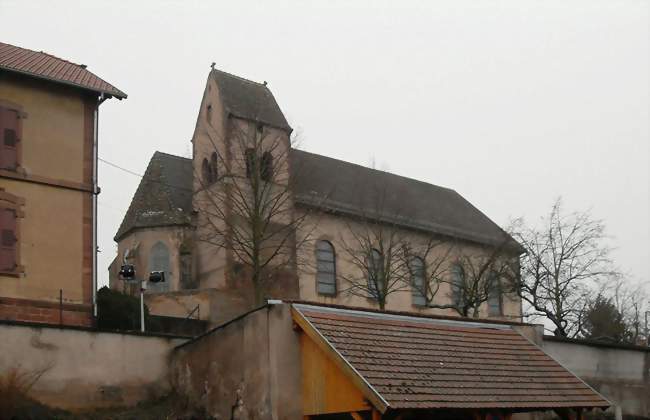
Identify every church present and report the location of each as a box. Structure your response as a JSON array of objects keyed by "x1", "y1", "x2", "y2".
[
  {"x1": 110, "y1": 67, "x2": 523, "y2": 325},
  {"x1": 106, "y1": 68, "x2": 612, "y2": 419}
]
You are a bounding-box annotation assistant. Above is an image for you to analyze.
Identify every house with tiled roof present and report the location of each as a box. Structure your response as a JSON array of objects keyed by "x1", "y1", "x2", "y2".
[{"x1": 0, "y1": 41, "x2": 125, "y2": 326}]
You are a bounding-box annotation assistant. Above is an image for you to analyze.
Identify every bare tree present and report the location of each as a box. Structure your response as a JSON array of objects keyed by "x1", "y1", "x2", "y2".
[
  {"x1": 337, "y1": 189, "x2": 411, "y2": 310},
  {"x1": 405, "y1": 239, "x2": 518, "y2": 317},
  {"x1": 195, "y1": 121, "x2": 314, "y2": 305},
  {"x1": 593, "y1": 276, "x2": 648, "y2": 344},
  {"x1": 509, "y1": 198, "x2": 618, "y2": 337}
]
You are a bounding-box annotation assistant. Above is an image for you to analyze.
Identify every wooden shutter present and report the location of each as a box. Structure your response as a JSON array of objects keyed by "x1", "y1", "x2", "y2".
[
  {"x1": 0, "y1": 208, "x2": 17, "y2": 271},
  {"x1": 0, "y1": 106, "x2": 20, "y2": 170}
]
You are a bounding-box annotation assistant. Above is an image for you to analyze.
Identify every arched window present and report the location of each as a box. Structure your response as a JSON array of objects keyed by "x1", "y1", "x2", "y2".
[
  {"x1": 202, "y1": 158, "x2": 212, "y2": 185},
  {"x1": 244, "y1": 148, "x2": 256, "y2": 178},
  {"x1": 368, "y1": 249, "x2": 383, "y2": 299},
  {"x1": 210, "y1": 152, "x2": 219, "y2": 181},
  {"x1": 411, "y1": 257, "x2": 426, "y2": 306},
  {"x1": 149, "y1": 241, "x2": 170, "y2": 293},
  {"x1": 450, "y1": 263, "x2": 464, "y2": 307},
  {"x1": 316, "y1": 240, "x2": 336, "y2": 295},
  {"x1": 261, "y1": 151, "x2": 273, "y2": 182},
  {"x1": 487, "y1": 273, "x2": 502, "y2": 316}
]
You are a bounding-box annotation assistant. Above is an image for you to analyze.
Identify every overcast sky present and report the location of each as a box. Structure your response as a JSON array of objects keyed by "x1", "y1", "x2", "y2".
[{"x1": 1, "y1": 0, "x2": 648, "y2": 291}]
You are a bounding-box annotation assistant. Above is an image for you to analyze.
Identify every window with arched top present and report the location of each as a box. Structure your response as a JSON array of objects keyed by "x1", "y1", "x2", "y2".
[
  {"x1": 149, "y1": 241, "x2": 170, "y2": 293},
  {"x1": 261, "y1": 151, "x2": 273, "y2": 182},
  {"x1": 316, "y1": 240, "x2": 336, "y2": 296},
  {"x1": 487, "y1": 273, "x2": 502, "y2": 316},
  {"x1": 210, "y1": 152, "x2": 219, "y2": 181},
  {"x1": 411, "y1": 257, "x2": 426, "y2": 306},
  {"x1": 202, "y1": 158, "x2": 212, "y2": 185},
  {"x1": 245, "y1": 148, "x2": 256, "y2": 179},
  {"x1": 368, "y1": 249, "x2": 383, "y2": 299},
  {"x1": 450, "y1": 263, "x2": 465, "y2": 307}
]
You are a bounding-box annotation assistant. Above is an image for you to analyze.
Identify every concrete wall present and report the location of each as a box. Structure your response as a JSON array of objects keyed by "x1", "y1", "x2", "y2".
[
  {"x1": 0, "y1": 74, "x2": 96, "y2": 325},
  {"x1": 145, "y1": 287, "x2": 252, "y2": 326},
  {"x1": 0, "y1": 321, "x2": 186, "y2": 411},
  {"x1": 171, "y1": 304, "x2": 302, "y2": 419},
  {"x1": 543, "y1": 337, "x2": 650, "y2": 418}
]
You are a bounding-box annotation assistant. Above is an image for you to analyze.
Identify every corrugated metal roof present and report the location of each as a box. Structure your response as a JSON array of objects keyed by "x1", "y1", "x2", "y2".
[
  {"x1": 293, "y1": 303, "x2": 610, "y2": 411},
  {"x1": 0, "y1": 41, "x2": 126, "y2": 99}
]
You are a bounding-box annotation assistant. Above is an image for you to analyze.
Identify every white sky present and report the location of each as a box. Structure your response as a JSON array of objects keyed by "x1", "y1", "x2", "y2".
[{"x1": 1, "y1": 0, "x2": 648, "y2": 291}]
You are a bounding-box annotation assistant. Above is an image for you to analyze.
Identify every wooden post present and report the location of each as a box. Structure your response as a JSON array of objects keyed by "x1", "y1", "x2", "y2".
[
  {"x1": 350, "y1": 412, "x2": 364, "y2": 420},
  {"x1": 372, "y1": 409, "x2": 381, "y2": 420}
]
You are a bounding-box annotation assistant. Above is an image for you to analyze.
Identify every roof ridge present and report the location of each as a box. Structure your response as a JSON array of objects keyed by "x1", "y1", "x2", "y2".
[
  {"x1": 153, "y1": 150, "x2": 191, "y2": 162},
  {"x1": 287, "y1": 299, "x2": 533, "y2": 327},
  {"x1": 0, "y1": 41, "x2": 126, "y2": 99},
  {"x1": 291, "y1": 148, "x2": 457, "y2": 194},
  {"x1": 211, "y1": 67, "x2": 268, "y2": 88}
]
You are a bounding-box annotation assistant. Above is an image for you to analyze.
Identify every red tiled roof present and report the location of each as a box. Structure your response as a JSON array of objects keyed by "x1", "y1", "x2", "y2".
[
  {"x1": 0, "y1": 42, "x2": 126, "y2": 99},
  {"x1": 293, "y1": 304, "x2": 610, "y2": 411}
]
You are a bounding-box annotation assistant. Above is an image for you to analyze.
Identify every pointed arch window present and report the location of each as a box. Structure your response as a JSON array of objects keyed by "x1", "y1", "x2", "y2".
[
  {"x1": 316, "y1": 240, "x2": 336, "y2": 296},
  {"x1": 245, "y1": 148, "x2": 256, "y2": 179},
  {"x1": 261, "y1": 151, "x2": 273, "y2": 182}
]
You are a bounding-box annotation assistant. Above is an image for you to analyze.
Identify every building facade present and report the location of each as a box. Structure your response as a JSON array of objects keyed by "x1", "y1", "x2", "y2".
[
  {"x1": 0, "y1": 42, "x2": 125, "y2": 326},
  {"x1": 113, "y1": 68, "x2": 522, "y2": 325}
]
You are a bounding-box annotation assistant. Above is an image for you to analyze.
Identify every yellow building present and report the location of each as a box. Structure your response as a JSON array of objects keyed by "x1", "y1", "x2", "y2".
[{"x1": 0, "y1": 41, "x2": 125, "y2": 326}]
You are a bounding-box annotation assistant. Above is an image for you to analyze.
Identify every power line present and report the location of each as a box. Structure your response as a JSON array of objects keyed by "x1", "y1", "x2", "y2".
[
  {"x1": 98, "y1": 157, "x2": 194, "y2": 193},
  {"x1": 98, "y1": 157, "x2": 144, "y2": 178}
]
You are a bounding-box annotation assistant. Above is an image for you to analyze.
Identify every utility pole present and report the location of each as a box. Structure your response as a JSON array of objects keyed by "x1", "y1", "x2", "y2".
[{"x1": 140, "y1": 280, "x2": 146, "y2": 332}]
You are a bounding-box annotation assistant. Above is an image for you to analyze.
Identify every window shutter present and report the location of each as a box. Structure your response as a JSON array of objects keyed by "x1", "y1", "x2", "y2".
[
  {"x1": 0, "y1": 208, "x2": 17, "y2": 271},
  {"x1": 0, "y1": 106, "x2": 20, "y2": 170}
]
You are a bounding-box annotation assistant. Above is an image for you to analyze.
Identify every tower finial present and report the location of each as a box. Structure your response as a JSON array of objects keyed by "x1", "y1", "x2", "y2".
[{"x1": 210, "y1": 62, "x2": 216, "y2": 70}]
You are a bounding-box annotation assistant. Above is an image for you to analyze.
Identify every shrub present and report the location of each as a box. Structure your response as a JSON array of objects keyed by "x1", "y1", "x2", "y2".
[{"x1": 96, "y1": 286, "x2": 160, "y2": 331}]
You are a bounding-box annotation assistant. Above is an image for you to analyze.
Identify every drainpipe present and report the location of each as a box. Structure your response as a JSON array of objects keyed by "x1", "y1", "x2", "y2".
[{"x1": 92, "y1": 94, "x2": 106, "y2": 318}]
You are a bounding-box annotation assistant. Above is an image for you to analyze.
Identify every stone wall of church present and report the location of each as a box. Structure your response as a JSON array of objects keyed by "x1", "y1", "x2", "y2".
[
  {"x1": 295, "y1": 209, "x2": 523, "y2": 321},
  {"x1": 112, "y1": 225, "x2": 194, "y2": 296}
]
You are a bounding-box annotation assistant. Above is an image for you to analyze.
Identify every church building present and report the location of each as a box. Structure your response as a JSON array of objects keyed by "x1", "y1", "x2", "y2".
[{"x1": 111, "y1": 67, "x2": 523, "y2": 325}]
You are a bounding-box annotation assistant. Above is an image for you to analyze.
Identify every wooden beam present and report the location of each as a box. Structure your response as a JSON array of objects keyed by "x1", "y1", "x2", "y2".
[
  {"x1": 351, "y1": 412, "x2": 364, "y2": 420},
  {"x1": 372, "y1": 409, "x2": 381, "y2": 420}
]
